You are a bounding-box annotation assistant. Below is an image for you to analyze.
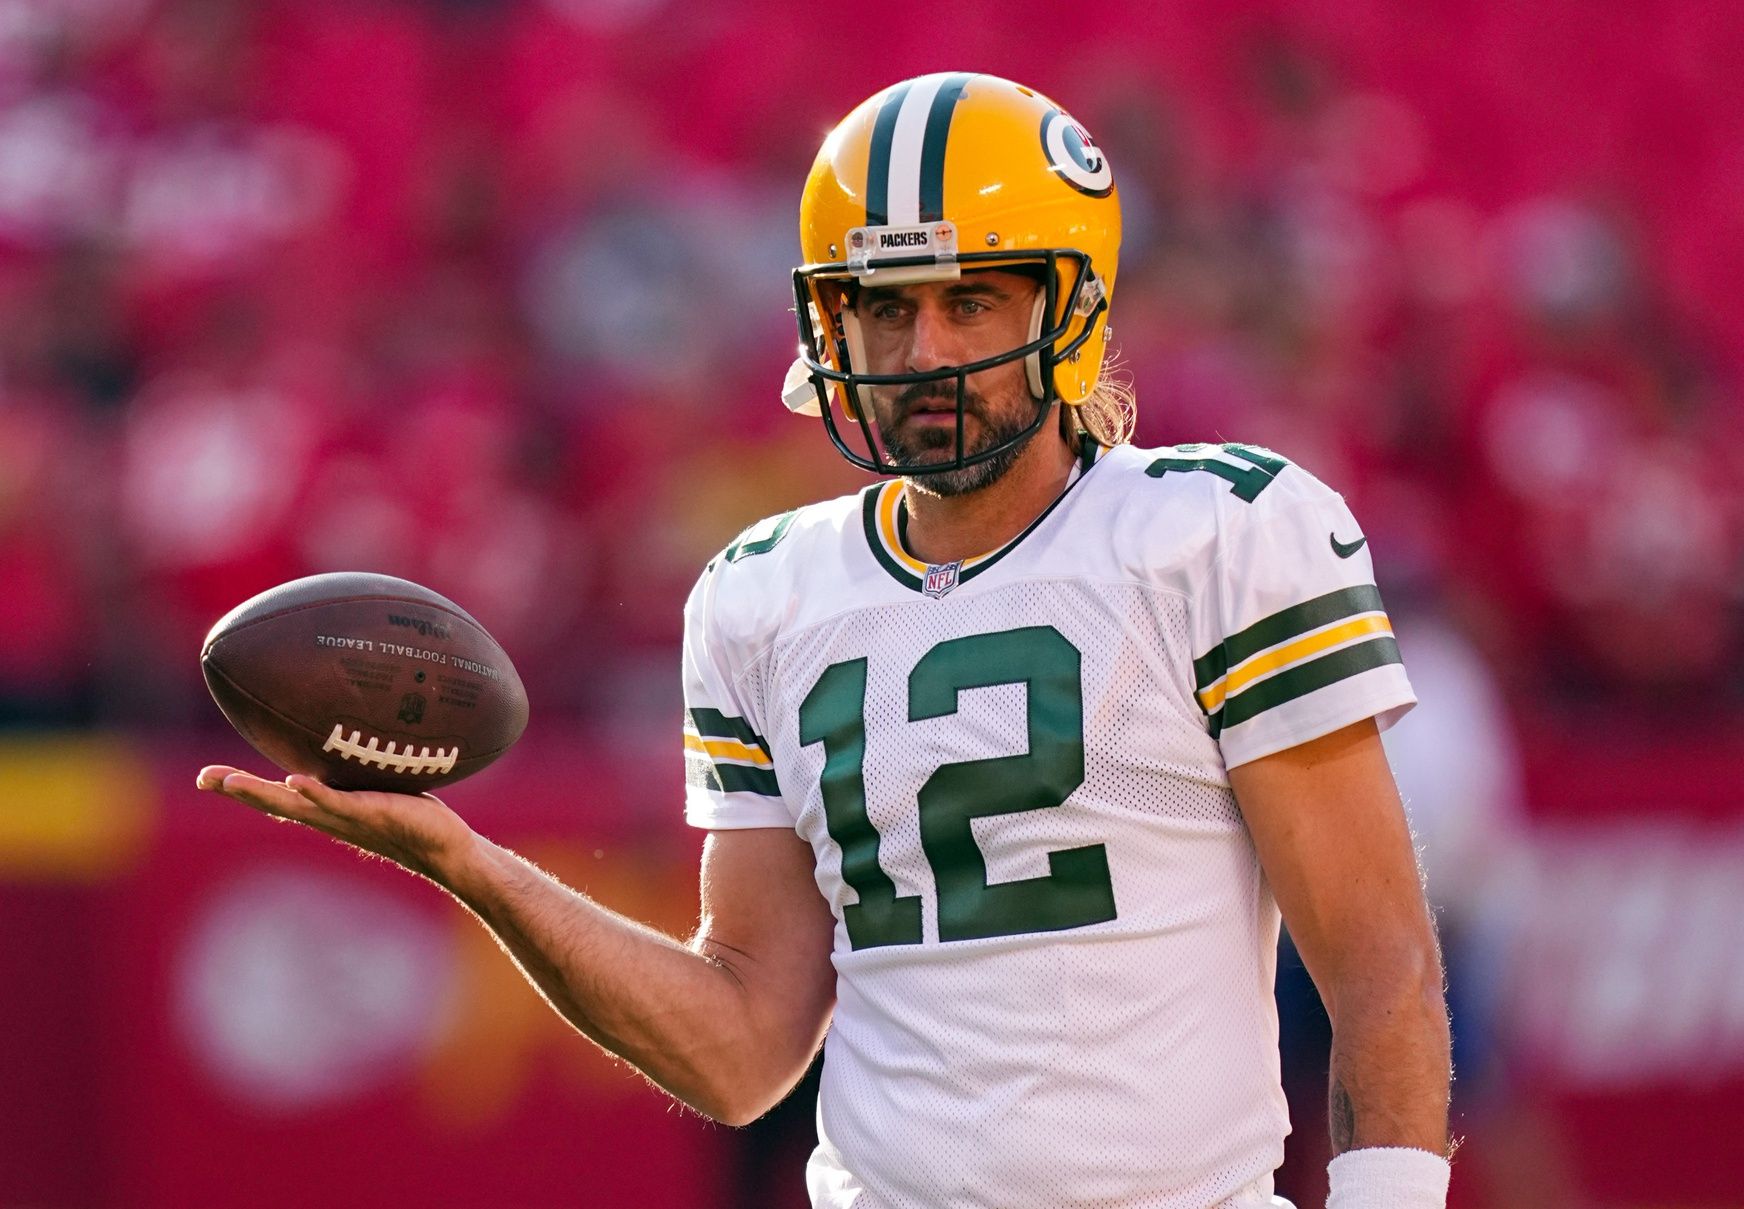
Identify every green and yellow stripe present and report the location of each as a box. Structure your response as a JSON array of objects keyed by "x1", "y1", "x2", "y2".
[
  {"x1": 1194, "y1": 586, "x2": 1402, "y2": 737},
  {"x1": 684, "y1": 708, "x2": 780, "y2": 797},
  {"x1": 862, "y1": 479, "x2": 1009, "y2": 588}
]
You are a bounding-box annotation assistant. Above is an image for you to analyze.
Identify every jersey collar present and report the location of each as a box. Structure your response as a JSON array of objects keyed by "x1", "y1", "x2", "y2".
[{"x1": 860, "y1": 441, "x2": 1103, "y2": 594}]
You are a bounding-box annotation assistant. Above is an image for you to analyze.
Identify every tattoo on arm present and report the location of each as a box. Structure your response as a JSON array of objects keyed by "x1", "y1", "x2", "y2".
[{"x1": 1330, "y1": 1075, "x2": 1356, "y2": 1153}]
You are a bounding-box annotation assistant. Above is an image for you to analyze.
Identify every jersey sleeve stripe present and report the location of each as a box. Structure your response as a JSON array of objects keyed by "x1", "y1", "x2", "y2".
[
  {"x1": 1197, "y1": 613, "x2": 1392, "y2": 713},
  {"x1": 682, "y1": 733, "x2": 775, "y2": 768},
  {"x1": 1207, "y1": 635, "x2": 1403, "y2": 736},
  {"x1": 685, "y1": 750, "x2": 783, "y2": 797},
  {"x1": 1193, "y1": 584, "x2": 1386, "y2": 689},
  {"x1": 685, "y1": 754, "x2": 723, "y2": 792},
  {"x1": 684, "y1": 708, "x2": 781, "y2": 794},
  {"x1": 713, "y1": 763, "x2": 782, "y2": 796},
  {"x1": 686, "y1": 708, "x2": 771, "y2": 754}
]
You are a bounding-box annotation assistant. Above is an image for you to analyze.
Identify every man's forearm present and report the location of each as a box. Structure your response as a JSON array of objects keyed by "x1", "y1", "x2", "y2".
[
  {"x1": 435, "y1": 833, "x2": 776, "y2": 1122},
  {"x1": 194, "y1": 768, "x2": 832, "y2": 1126},
  {"x1": 1326, "y1": 958, "x2": 1452, "y2": 1155}
]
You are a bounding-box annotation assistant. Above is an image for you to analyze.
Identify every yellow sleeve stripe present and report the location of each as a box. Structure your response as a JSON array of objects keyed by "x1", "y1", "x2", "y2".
[
  {"x1": 1197, "y1": 613, "x2": 1393, "y2": 713},
  {"x1": 682, "y1": 732, "x2": 774, "y2": 767}
]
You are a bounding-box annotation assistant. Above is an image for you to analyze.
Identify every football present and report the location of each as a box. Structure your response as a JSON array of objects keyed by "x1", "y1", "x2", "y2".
[{"x1": 201, "y1": 572, "x2": 529, "y2": 793}]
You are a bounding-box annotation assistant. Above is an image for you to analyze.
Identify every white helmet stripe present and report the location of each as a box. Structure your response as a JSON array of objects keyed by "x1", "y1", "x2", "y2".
[{"x1": 884, "y1": 73, "x2": 948, "y2": 226}]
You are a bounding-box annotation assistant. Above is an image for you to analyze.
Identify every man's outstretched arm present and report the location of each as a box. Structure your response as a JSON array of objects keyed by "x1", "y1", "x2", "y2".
[
  {"x1": 197, "y1": 767, "x2": 837, "y2": 1126},
  {"x1": 1228, "y1": 720, "x2": 1452, "y2": 1158}
]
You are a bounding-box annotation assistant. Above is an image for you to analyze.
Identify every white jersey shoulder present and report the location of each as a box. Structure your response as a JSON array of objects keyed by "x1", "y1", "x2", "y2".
[
  {"x1": 1081, "y1": 442, "x2": 1414, "y2": 766},
  {"x1": 693, "y1": 488, "x2": 865, "y2": 651},
  {"x1": 679, "y1": 488, "x2": 865, "y2": 826}
]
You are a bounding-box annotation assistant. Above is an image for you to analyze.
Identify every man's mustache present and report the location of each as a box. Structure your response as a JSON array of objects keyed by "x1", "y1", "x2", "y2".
[{"x1": 895, "y1": 384, "x2": 979, "y2": 417}]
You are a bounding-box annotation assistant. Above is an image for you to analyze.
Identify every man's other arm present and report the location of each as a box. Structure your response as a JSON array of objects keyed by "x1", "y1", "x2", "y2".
[
  {"x1": 196, "y1": 768, "x2": 837, "y2": 1126},
  {"x1": 1227, "y1": 720, "x2": 1452, "y2": 1155}
]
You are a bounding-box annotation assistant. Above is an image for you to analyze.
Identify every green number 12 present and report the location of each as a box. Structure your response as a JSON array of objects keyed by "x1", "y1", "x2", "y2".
[{"x1": 798, "y1": 626, "x2": 1117, "y2": 950}]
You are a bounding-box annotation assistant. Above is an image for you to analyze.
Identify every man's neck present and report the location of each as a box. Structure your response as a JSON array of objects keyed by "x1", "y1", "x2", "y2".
[{"x1": 899, "y1": 433, "x2": 1079, "y2": 566}]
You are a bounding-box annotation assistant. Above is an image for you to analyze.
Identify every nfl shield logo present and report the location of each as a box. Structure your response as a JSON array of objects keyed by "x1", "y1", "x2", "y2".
[{"x1": 923, "y1": 561, "x2": 962, "y2": 599}]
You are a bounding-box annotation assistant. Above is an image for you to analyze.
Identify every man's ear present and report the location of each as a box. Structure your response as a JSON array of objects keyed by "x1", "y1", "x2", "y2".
[{"x1": 819, "y1": 279, "x2": 856, "y2": 317}]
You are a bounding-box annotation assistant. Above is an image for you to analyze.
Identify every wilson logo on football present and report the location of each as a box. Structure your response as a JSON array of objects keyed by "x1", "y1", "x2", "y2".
[{"x1": 321, "y1": 725, "x2": 458, "y2": 776}]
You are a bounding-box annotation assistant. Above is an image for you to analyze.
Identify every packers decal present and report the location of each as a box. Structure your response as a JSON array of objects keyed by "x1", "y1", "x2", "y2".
[{"x1": 1041, "y1": 108, "x2": 1113, "y2": 198}]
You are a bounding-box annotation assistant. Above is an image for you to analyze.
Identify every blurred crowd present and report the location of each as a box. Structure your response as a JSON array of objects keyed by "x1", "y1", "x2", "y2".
[{"x1": 1, "y1": 0, "x2": 1741, "y2": 734}]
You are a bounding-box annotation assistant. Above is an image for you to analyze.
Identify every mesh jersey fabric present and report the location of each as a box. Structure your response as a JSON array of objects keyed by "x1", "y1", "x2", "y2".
[{"x1": 680, "y1": 442, "x2": 1416, "y2": 1208}]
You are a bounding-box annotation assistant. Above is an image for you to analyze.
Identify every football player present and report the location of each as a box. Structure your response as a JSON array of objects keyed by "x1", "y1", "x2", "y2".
[{"x1": 201, "y1": 73, "x2": 1452, "y2": 1208}]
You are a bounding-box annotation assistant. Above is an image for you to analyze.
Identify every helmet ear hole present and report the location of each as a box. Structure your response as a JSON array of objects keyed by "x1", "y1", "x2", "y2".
[{"x1": 1024, "y1": 290, "x2": 1047, "y2": 399}]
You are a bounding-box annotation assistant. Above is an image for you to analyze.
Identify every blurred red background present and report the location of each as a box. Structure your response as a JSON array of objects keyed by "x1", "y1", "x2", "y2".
[{"x1": 2, "y1": 0, "x2": 1741, "y2": 1205}]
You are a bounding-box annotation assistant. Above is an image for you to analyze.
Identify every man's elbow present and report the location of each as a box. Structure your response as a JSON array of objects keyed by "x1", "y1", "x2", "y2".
[
  {"x1": 678, "y1": 1036, "x2": 819, "y2": 1127},
  {"x1": 710, "y1": 1097, "x2": 777, "y2": 1130},
  {"x1": 689, "y1": 1073, "x2": 802, "y2": 1128}
]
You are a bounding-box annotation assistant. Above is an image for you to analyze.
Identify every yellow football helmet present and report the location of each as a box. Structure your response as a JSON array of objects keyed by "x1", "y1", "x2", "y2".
[{"x1": 787, "y1": 72, "x2": 1122, "y2": 476}]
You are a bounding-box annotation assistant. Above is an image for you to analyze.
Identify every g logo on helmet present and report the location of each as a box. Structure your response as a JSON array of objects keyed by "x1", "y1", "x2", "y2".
[{"x1": 1040, "y1": 108, "x2": 1113, "y2": 198}]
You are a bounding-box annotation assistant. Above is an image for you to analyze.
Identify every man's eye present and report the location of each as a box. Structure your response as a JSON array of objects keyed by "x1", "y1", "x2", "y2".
[
  {"x1": 956, "y1": 298, "x2": 988, "y2": 315},
  {"x1": 870, "y1": 303, "x2": 904, "y2": 321}
]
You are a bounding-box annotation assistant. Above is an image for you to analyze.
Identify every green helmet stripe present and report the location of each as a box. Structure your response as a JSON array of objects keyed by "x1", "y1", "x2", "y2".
[
  {"x1": 864, "y1": 80, "x2": 911, "y2": 227},
  {"x1": 917, "y1": 73, "x2": 973, "y2": 223}
]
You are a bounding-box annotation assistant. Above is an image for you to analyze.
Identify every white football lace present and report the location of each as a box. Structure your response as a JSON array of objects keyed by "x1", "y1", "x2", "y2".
[{"x1": 321, "y1": 725, "x2": 458, "y2": 776}]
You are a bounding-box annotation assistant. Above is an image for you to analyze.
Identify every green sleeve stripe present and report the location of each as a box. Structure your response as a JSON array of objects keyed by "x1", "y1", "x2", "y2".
[
  {"x1": 1209, "y1": 635, "x2": 1402, "y2": 735},
  {"x1": 713, "y1": 763, "x2": 782, "y2": 797},
  {"x1": 686, "y1": 708, "x2": 770, "y2": 751},
  {"x1": 1194, "y1": 584, "x2": 1386, "y2": 689},
  {"x1": 686, "y1": 758, "x2": 782, "y2": 798}
]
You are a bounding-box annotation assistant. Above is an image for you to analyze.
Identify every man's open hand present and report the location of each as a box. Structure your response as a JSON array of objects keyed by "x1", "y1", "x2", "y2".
[{"x1": 196, "y1": 766, "x2": 477, "y2": 881}]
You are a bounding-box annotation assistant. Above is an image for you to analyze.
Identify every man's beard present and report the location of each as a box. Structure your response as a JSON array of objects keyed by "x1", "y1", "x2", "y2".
[{"x1": 873, "y1": 383, "x2": 1044, "y2": 498}]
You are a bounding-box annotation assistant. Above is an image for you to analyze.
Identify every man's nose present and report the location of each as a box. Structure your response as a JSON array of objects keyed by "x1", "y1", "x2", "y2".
[{"x1": 906, "y1": 304, "x2": 961, "y2": 375}]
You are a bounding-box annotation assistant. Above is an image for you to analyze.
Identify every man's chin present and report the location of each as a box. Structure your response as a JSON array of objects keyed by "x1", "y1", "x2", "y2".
[
  {"x1": 887, "y1": 430, "x2": 956, "y2": 461},
  {"x1": 888, "y1": 441, "x2": 986, "y2": 472},
  {"x1": 884, "y1": 441, "x2": 1012, "y2": 497},
  {"x1": 901, "y1": 416, "x2": 970, "y2": 444},
  {"x1": 904, "y1": 435, "x2": 955, "y2": 455}
]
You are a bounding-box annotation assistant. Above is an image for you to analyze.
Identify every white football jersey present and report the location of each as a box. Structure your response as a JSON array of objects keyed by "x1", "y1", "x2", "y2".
[{"x1": 680, "y1": 443, "x2": 1415, "y2": 1209}]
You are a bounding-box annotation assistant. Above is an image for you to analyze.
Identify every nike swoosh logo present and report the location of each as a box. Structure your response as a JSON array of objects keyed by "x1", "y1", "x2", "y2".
[{"x1": 1330, "y1": 532, "x2": 1368, "y2": 559}]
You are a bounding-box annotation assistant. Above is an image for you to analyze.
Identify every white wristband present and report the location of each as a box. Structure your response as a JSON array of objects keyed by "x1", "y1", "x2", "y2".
[{"x1": 1326, "y1": 1147, "x2": 1450, "y2": 1209}]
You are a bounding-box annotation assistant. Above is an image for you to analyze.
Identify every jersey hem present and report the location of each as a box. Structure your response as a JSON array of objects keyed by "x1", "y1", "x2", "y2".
[
  {"x1": 1218, "y1": 679, "x2": 1417, "y2": 770},
  {"x1": 683, "y1": 784, "x2": 793, "y2": 830}
]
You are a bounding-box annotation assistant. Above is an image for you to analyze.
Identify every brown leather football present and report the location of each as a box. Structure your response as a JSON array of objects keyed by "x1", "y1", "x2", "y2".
[{"x1": 201, "y1": 573, "x2": 529, "y2": 792}]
